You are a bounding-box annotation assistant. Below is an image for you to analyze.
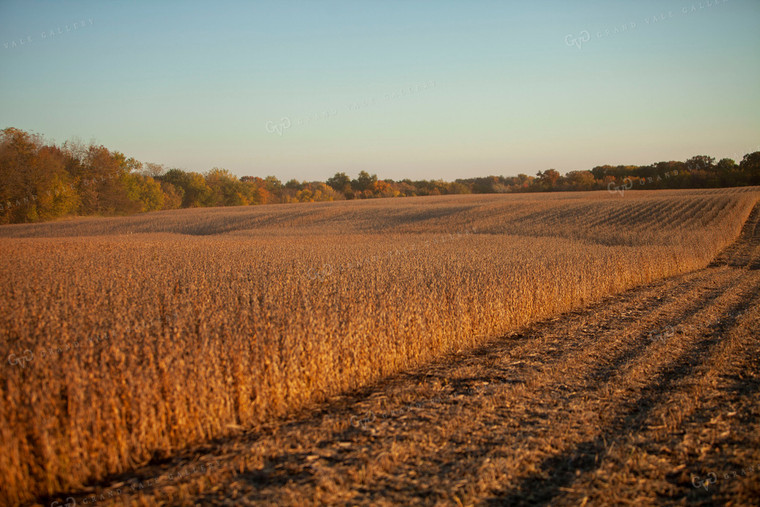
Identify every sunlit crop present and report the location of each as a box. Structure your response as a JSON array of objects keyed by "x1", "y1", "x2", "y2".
[{"x1": 0, "y1": 188, "x2": 757, "y2": 505}]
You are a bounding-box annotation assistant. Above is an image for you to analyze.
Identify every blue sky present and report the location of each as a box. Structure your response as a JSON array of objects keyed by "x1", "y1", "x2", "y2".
[{"x1": 1, "y1": 0, "x2": 758, "y2": 181}]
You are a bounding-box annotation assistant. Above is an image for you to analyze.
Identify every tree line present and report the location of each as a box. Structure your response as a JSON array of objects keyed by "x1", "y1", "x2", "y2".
[{"x1": 1, "y1": 127, "x2": 759, "y2": 224}]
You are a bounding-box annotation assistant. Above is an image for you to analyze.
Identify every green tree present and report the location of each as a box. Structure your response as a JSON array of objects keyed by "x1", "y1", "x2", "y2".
[
  {"x1": 241, "y1": 176, "x2": 271, "y2": 204},
  {"x1": 160, "y1": 181, "x2": 184, "y2": 209},
  {"x1": 184, "y1": 172, "x2": 213, "y2": 207},
  {"x1": 684, "y1": 155, "x2": 715, "y2": 172},
  {"x1": 0, "y1": 128, "x2": 80, "y2": 223},
  {"x1": 352, "y1": 171, "x2": 378, "y2": 195},
  {"x1": 565, "y1": 170, "x2": 596, "y2": 191},
  {"x1": 206, "y1": 168, "x2": 248, "y2": 206},
  {"x1": 34, "y1": 145, "x2": 79, "y2": 220},
  {"x1": 0, "y1": 127, "x2": 39, "y2": 223},
  {"x1": 143, "y1": 162, "x2": 166, "y2": 178},
  {"x1": 715, "y1": 158, "x2": 739, "y2": 187},
  {"x1": 162, "y1": 169, "x2": 213, "y2": 207},
  {"x1": 263, "y1": 176, "x2": 283, "y2": 201},
  {"x1": 284, "y1": 178, "x2": 303, "y2": 191},
  {"x1": 326, "y1": 172, "x2": 352, "y2": 194},
  {"x1": 537, "y1": 169, "x2": 561, "y2": 191},
  {"x1": 75, "y1": 145, "x2": 136, "y2": 215},
  {"x1": 740, "y1": 152, "x2": 760, "y2": 185},
  {"x1": 122, "y1": 173, "x2": 165, "y2": 212}
]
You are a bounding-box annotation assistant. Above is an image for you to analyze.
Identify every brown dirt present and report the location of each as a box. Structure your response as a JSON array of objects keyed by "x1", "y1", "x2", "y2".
[{"x1": 35, "y1": 205, "x2": 760, "y2": 507}]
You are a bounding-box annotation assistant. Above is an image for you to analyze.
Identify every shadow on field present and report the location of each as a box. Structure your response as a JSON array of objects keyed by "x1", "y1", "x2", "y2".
[{"x1": 486, "y1": 286, "x2": 760, "y2": 506}]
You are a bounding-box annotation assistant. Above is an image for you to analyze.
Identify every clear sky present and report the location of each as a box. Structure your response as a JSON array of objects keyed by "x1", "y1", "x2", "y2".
[{"x1": 1, "y1": 0, "x2": 759, "y2": 181}]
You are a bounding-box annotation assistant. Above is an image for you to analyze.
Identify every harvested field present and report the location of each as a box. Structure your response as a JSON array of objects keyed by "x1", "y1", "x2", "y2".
[{"x1": 1, "y1": 188, "x2": 759, "y2": 506}]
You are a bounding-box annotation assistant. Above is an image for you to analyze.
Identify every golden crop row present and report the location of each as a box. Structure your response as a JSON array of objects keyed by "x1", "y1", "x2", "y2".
[{"x1": 0, "y1": 189, "x2": 757, "y2": 504}]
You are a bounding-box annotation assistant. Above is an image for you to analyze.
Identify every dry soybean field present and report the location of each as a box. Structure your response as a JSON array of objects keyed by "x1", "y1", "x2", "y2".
[{"x1": 2, "y1": 188, "x2": 760, "y2": 506}]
